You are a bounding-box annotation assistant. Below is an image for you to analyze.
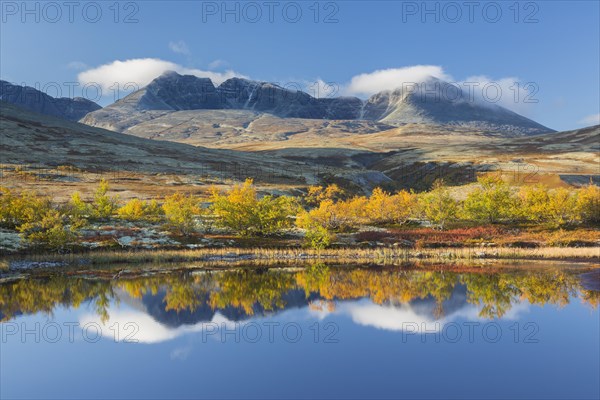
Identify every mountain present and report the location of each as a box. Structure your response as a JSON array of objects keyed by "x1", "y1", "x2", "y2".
[
  {"x1": 126, "y1": 288, "x2": 318, "y2": 328},
  {"x1": 1, "y1": 80, "x2": 101, "y2": 121},
  {"x1": 0, "y1": 101, "x2": 315, "y2": 184},
  {"x1": 1, "y1": 101, "x2": 405, "y2": 195},
  {"x1": 217, "y1": 76, "x2": 363, "y2": 119},
  {"x1": 82, "y1": 71, "x2": 553, "y2": 137},
  {"x1": 362, "y1": 78, "x2": 551, "y2": 135},
  {"x1": 2, "y1": 100, "x2": 597, "y2": 197},
  {"x1": 117, "y1": 281, "x2": 471, "y2": 337},
  {"x1": 81, "y1": 71, "x2": 364, "y2": 132},
  {"x1": 132, "y1": 71, "x2": 222, "y2": 110}
]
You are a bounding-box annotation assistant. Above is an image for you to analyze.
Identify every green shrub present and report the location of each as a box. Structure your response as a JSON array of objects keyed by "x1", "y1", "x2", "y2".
[
  {"x1": 463, "y1": 176, "x2": 515, "y2": 224},
  {"x1": 162, "y1": 193, "x2": 200, "y2": 235},
  {"x1": 417, "y1": 180, "x2": 459, "y2": 229},
  {"x1": 0, "y1": 187, "x2": 52, "y2": 229},
  {"x1": 516, "y1": 185, "x2": 550, "y2": 222},
  {"x1": 576, "y1": 184, "x2": 600, "y2": 224},
  {"x1": 91, "y1": 179, "x2": 119, "y2": 220},
  {"x1": 304, "y1": 224, "x2": 334, "y2": 249},
  {"x1": 118, "y1": 199, "x2": 164, "y2": 222},
  {"x1": 18, "y1": 209, "x2": 78, "y2": 250},
  {"x1": 546, "y1": 188, "x2": 578, "y2": 227},
  {"x1": 211, "y1": 179, "x2": 298, "y2": 236},
  {"x1": 68, "y1": 192, "x2": 91, "y2": 219}
]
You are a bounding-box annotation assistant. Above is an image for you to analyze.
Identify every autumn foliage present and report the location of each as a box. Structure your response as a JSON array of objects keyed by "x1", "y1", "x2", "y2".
[
  {"x1": 1, "y1": 176, "x2": 598, "y2": 251},
  {"x1": 210, "y1": 179, "x2": 299, "y2": 237}
]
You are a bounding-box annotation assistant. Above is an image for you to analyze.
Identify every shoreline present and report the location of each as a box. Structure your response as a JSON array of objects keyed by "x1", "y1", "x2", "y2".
[{"x1": 2, "y1": 246, "x2": 599, "y2": 271}]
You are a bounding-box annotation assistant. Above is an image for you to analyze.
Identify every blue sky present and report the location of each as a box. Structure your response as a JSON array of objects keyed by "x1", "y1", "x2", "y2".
[{"x1": 1, "y1": 0, "x2": 598, "y2": 131}]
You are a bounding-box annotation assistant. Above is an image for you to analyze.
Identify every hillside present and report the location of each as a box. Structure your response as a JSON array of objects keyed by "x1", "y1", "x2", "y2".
[
  {"x1": 0, "y1": 80, "x2": 101, "y2": 121},
  {"x1": 0, "y1": 101, "x2": 314, "y2": 184},
  {"x1": 81, "y1": 71, "x2": 554, "y2": 138},
  {"x1": 3, "y1": 99, "x2": 597, "y2": 200}
]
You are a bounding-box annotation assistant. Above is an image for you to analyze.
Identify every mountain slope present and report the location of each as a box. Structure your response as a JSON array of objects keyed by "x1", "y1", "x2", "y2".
[
  {"x1": 82, "y1": 71, "x2": 553, "y2": 137},
  {"x1": 0, "y1": 101, "x2": 314, "y2": 184},
  {"x1": 1, "y1": 101, "x2": 596, "y2": 196},
  {"x1": 81, "y1": 72, "x2": 363, "y2": 132},
  {"x1": 1, "y1": 80, "x2": 101, "y2": 121},
  {"x1": 362, "y1": 78, "x2": 552, "y2": 135}
]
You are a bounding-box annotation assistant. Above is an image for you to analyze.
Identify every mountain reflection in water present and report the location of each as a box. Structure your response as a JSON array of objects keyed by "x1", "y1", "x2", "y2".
[{"x1": 1, "y1": 264, "x2": 598, "y2": 343}]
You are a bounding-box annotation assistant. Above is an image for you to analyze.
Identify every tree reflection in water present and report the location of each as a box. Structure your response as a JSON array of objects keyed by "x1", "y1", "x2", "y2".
[{"x1": 1, "y1": 264, "x2": 598, "y2": 323}]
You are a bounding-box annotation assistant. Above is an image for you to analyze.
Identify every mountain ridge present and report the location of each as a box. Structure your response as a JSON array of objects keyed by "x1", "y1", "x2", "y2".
[
  {"x1": 82, "y1": 71, "x2": 553, "y2": 136},
  {"x1": 0, "y1": 80, "x2": 101, "y2": 121},
  {"x1": 1, "y1": 100, "x2": 597, "y2": 196}
]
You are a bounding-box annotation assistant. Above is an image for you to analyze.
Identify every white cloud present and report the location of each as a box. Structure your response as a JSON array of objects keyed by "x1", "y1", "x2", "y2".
[
  {"x1": 77, "y1": 58, "x2": 246, "y2": 93},
  {"x1": 170, "y1": 346, "x2": 193, "y2": 360},
  {"x1": 578, "y1": 113, "x2": 600, "y2": 126},
  {"x1": 168, "y1": 40, "x2": 190, "y2": 55},
  {"x1": 346, "y1": 302, "x2": 442, "y2": 331},
  {"x1": 208, "y1": 59, "x2": 228, "y2": 69},
  {"x1": 344, "y1": 65, "x2": 451, "y2": 97},
  {"x1": 76, "y1": 59, "x2": 542, "y2": 118},
  {"x1": 337, "y1": 300, "x2": 476, "y2": 332},
  {"x1": 342, "y1": 65, "x2": 539, "y2": 117},
  {"x1": 79, "y1": 309, "x2": 238, "y2": 344},
  {"x1": 337, "y1": 299, "x2": 530, "y2": 333},
  {"x1": 460, "y1": 75, "x2": 537, "y2": 117}
]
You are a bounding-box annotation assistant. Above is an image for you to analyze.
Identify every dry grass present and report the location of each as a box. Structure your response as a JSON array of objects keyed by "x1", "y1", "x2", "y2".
[
  {"x1": 503, "y1": 229, "x2": 600, "y2": 247},
  {"x1": 355, "y1": 226, "x2": 600, "y2": 248},
  {"x1": 4, "y1": 246, "x2": 598, "y2": 268},
  {"x1": 0, "y1": 164, "x2": 307, "y2": 203}
]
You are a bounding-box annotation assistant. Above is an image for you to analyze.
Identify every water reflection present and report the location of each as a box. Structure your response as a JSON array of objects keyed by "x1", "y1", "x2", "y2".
[
  {"x1": 2, "y1": 264, "x2": 600, "y2": 399},
  {"x1": 2, "y1": 264, "x2": 598, "y2": 341}
]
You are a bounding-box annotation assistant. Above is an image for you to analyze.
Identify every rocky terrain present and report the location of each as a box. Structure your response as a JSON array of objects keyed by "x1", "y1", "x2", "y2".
[
  {"x1": 81, "y1": 71, "x2": 553, "y2": 137},
  {"x1": 2, "y1": 99, "x2": 598, "y2": 201},
  {"x1": 1, "y1": 70, "x2": 597, "y2": 196},
  {"x1": 0, "y1": 80, "x2": 101, "y2": 121},
  {"x1": 0, "y1": 101, "x2": 324, "y2": 186},
  {"x1": 361, "y1": 77, "x2": 551, "y2": 134}
]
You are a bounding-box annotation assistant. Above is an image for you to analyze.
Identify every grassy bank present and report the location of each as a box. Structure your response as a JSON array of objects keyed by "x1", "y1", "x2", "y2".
[{"x1": 3, "y1": 246, "x2": 598, "y2": 269}]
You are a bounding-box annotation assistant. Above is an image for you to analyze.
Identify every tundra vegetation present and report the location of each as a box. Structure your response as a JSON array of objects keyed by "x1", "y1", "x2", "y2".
[{"x1": 0, "y1": 176, "x2": 598, "y2": 251}]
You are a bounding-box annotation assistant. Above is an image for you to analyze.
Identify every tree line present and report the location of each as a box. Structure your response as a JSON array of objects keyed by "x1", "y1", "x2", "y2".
[
  {"x1": 1, "y1": 266, "x2": 598, "y2": 323},
  {"x1": 1, "y1": 176, "x2": 598, "y2": 249}
]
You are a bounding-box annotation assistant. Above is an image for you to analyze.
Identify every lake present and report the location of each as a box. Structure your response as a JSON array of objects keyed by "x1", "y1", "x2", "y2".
[{"x1": 1, "y1": 262, "x2": 599, "y2": 399}]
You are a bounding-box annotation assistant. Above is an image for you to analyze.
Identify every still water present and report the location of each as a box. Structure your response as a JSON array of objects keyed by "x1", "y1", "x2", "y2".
[{"x1": 1, "y1": 263, "x2": 599, "y2": 399}]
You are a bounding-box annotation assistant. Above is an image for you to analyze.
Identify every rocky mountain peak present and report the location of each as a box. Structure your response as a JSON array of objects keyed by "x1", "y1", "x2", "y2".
[
  {"x1": 82, "y1": 71, "x2": 553, "y2": 135},
  {"x1": 139, "y1": 71, "x2": 219, "y2": 110},
  {"x1": 362, "y1": 75, "x2": 552, "y2": 134},
  {"x1": 0, "y1": 80, "x2": 101, "y2": 121}
]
